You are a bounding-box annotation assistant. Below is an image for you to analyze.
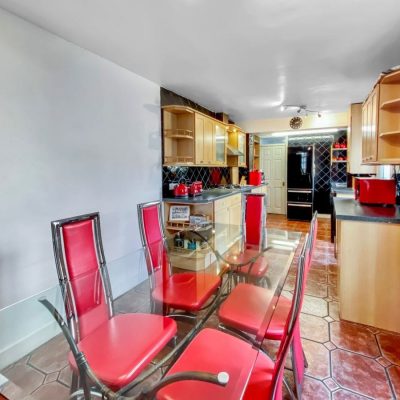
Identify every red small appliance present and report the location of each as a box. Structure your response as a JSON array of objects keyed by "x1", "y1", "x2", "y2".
[
  {"x1": 249, "y1": 170, "x2": 262, "y2": 186},
  {"x1": 189, "y1": 181, "x2": 203, "y2": 196},
  {"x1": 354, "y1": 178, "x2": 396, "y2": 205},
  {"x1": 173, "y1": 181, "x2": 189, "y2": 198}
]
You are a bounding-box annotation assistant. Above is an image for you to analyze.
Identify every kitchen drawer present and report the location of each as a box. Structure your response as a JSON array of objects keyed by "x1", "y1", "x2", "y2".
[{"x1": 214, "y1": 193, "x2": 241, "y2": 211}]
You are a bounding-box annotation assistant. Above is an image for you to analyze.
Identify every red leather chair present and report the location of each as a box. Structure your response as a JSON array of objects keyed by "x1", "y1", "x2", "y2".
[
  {"x1": 228, "y1": 193, "x2": 269, "y2": 283},
  {"x1": 137, "y1": 201, "x2": 221, "y2": 316},
  {"x1": 49, "y1": 212, "x2": 177, "y2": 397},
  {"x1": 155, "y1": 237, "x2": 309, "y2": 400},
  {"x1": 218, "y1": 213, "x2": 318, "y2": 398}
]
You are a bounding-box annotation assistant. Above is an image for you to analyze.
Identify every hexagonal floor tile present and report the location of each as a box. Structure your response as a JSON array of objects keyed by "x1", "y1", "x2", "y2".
[
  {"x1": 331, "y1": 389, "x2": 370, "y2": 399},
  {"x1": 303, "y1": 339, "x2": 330, "y2": 380},
  {"x1": 31, "y1": 381, "x2": 70, "y2": 400},
  {"x1": 377, "y1": 332, "x2": 400, "y2": 366},
  {"x1": 328, "y1": 301, "x2": 340, "y2": 321},
  {"x1": 307, "y1": 269, "x2": 328, "y2": 284},
  {"x1": 330, "y1": 321, "x2": 380, "y2": 357},
  {"x1": 300, "y1": 313, "x2": 330, "y2": 343},
  {"x1": 387, "y1": 365, "x2": 400, "y2": 398},
  {"x1": 2, "y1": 363, "x2": 44, "y2": 397},
  {"x1": 301, "y1": 295, "x2": 328, "y2": 318},
  {"x1": 302, "y1": 376, "x2": 331, "y2": 399},
  {"x1": 29, "y1": 334, "x2": 69, "y2": 374},
  {"x1": 331, "y1": 349, "x2": 392, "y2": 399},
  {"x1": 304, "y1": 280, "x2": 328, "y2": 298}
]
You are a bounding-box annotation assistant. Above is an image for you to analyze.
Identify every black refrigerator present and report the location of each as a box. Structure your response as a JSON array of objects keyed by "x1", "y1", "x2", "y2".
[{"x1": 287, "y1": 145, "x2": 314, "y2": 221}]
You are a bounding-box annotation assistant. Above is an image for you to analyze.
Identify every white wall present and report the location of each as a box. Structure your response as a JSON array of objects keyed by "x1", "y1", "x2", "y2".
[{"x1": 0, "y1": 9, "x2": 161, "y2": 308}]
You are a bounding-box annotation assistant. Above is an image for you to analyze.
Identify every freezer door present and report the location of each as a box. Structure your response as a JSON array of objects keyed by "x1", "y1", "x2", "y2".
[{"x1": 287, "y1": 146, "x2": 314, "y2": 189}]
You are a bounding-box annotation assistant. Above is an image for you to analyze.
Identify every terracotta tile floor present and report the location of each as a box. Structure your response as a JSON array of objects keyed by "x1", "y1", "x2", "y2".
[{"x1": 1, "y1": 214, "x2": 399, "y2": 399}]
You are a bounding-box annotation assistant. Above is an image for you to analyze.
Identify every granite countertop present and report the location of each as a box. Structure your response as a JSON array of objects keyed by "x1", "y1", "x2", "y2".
[
  {"x1": 163, "y1": 183, "x2": 268, "y2": 204},
  {"x1": 331, "y1": 183, "x2": 354, "y2": 195},
  {"x1": 334, "y1": 198, "x2": 400, "y2": 223}
]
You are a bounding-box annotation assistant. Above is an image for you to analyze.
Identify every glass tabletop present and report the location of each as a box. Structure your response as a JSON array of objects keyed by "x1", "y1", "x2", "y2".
[{"x1": 0, "y1": 224, "x2": 301, "y2": 399}]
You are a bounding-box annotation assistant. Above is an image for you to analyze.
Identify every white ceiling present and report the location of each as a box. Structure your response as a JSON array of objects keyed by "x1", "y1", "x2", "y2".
[{"x1": 1, "y1": 0, "x2": 400, "y2": 122}]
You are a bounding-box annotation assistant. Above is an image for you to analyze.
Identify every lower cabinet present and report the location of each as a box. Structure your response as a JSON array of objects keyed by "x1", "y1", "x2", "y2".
[{"x1": 214, "y1": 194, "x2": 242, "y2": 254}]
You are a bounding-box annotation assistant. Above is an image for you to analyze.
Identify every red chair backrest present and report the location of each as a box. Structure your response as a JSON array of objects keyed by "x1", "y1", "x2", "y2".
[
  {"x1": 53, "y1": 214, "x2": 111, "y2": 340},
  {"x1": 254, "y1": 235, "x2": 308, "y2": 399},
  {"x1": 138, "y1": 202, "x2": 171, "y2": 286},
  {"x1": 244, "y1": 194, "x2": 265, "y2": 247}
]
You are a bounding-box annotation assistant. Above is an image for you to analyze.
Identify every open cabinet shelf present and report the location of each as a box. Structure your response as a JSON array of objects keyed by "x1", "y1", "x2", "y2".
[
  {"x1": 163, "y1": 106, "x2": 195, "y2": 165},
  {"x1": 379, "y1": 130, "x2": 400, "y2": 138},
  {"x1": 381, "y1": 70, "x2": 400, "y2": 85},
  {"x1": 380, "y1": 98, "x2": 400, "y2": 111},
  {"x1": 164, "y1": 129, "x2": 194, "y2": 140}
]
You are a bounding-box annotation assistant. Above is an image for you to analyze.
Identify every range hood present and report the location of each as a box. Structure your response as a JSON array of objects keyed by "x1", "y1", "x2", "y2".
[{"x1": 227, "y1": 145, "x2": 244, "y2": 156}]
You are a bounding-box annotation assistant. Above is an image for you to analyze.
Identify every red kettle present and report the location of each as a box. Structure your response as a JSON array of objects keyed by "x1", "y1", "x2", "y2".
[{"x1": 174, "y1": 180, "x2": 189, "y2": 197}]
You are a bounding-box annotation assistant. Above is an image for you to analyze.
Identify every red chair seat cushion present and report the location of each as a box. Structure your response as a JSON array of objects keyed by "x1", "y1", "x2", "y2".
[
  {"x1": 69, "y1": 313, "x2": 177, "y2": 390},
  {"x1": 243, "y1": 350, "x2": 276, "y2": 400},
  {"x1": 218, "y1": 283, "x2": 272, "y2": 335},
  {"x1": 157, "y1": 328, "x2": 261, "y2": 400},
  {"x1": 265, "y1": 295, "x2": 291, "y2": 340},
  {"x1": 152, "y1": 273, "x2": 221, "y2": 311},
  {"x1": 237, "y1": 256, "x2": 268, "y2": 278}
]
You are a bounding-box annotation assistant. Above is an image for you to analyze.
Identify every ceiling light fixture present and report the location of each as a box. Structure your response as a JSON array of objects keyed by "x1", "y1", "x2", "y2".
[
  {"x1": 270, "y1": 128, "x2": 339, "y2": 137},
  {"x1": 282, "y1": 105, "x2": 322, "y2": 118}
]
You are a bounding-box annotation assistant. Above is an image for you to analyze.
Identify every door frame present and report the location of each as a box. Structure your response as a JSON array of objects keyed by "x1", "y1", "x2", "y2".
[{"x1": 260, "y1": 143, "x2": 287, "y2": 215}]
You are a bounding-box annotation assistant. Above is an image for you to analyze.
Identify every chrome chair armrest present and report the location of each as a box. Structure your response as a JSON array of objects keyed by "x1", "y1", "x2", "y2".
[{"x1": 138, "y1": 371, "x2": 229, "y2": 399}]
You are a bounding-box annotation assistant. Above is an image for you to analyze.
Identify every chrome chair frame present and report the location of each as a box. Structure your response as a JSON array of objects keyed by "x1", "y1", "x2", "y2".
[
  {"x1": 137, "y1": 201, "x2": 223, "y2": 317},
  {"x1": 39, "y1": 298, "x2": 228, "y2": 400},
  {"x1": 51, "y1": 212, "x2": 114, "y2": 342}
]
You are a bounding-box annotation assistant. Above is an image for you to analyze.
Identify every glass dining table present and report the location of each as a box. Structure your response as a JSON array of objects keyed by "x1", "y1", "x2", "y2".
[{"x1": 0, "y1": 222, "x2": 302, "y2": 400}]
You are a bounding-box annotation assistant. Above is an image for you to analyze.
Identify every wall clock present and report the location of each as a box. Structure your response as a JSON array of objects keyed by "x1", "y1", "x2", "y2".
[{"x1": 290, "y1": 116, "x2": 303, "y2": 129}]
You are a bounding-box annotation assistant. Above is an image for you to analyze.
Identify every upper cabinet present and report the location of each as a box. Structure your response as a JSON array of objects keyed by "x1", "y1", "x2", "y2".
[
  {"x1": 362, "y1": 85, "x2": 379, "y2": 163},
  {"x1": 195, "y1": 112, "x2": 215, "y2": 165},
  {"x1": 348, "y1": 104, "x2": 376, "y2": 174},
  {"x1": 214, "y1": 122, "x2": 228, "y2": 165},
  {"x1": 163, "y1": 106, "x2": 195, "y2": 165},
  {"x1": 163, "y1": 106, "x2": 229, "y2": 166},
  {"x1": 377, "y1": 70, "x2": 400, "y2": 163},
  {"x1": 361, "y1": 69, "x2": 400, "y2": 165},
  {"x1": 227, "y1": 125, "x2": 247, "y2": 167}
]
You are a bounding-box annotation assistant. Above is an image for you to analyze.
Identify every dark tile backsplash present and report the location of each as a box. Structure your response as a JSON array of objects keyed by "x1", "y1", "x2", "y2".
[{"x1": 162, "y1": 166, "x2": 249, "y2": 196}]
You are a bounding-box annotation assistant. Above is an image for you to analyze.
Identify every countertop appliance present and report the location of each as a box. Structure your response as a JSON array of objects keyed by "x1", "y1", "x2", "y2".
[
  {"x1": 287, "y1": 145, "x2": 314, "y2": 221},
  {"x1": 173, "y1": 181, "x2": 189, "y2": 198},
  {"x1": 355, "y1": 178, "x2": 396, "y2": 205},
  {"x1": 189, "y1": 181, "x2": 203, "y2": 196}
]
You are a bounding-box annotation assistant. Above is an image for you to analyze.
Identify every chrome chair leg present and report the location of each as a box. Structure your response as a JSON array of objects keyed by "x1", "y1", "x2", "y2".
[{"x1": 283, "y1": 376, "x2": 297, "y2": 400}]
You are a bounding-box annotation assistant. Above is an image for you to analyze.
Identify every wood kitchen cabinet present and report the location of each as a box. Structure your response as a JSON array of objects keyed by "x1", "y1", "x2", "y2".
[
  {"x1": 348, "y1": 103, "x2": 376, "y2": 174},
  {"x1": 195, "y1": 113, "x2": 214, "y2": 165},
  {"x1": 377, "y1": 70, "x2": 400, "y2": 163},
  {"x1": 162, "y1": 105, "x2": 239, "y2": 167},
  {"x1": 361, "y1": 85, "x2": 379, "y2": 163},
  {"x1": 361, "y1": 69, "x2": 400, "y2": 165},
  {"x1": 214, "y1": 122, "x2": 227, "y2": 165},
  {"x1": 214, "y1": 193, "x2": 242, "y2": 253},
  {"x1": 162, "y1": 106, "x2": 195, "y2": 165},
  {"x1": 227, "y1": 125, "x2": 247, "y2": 167},
  {"x1": 195, "y1": 113, "x2": 228, "y2": 166}
]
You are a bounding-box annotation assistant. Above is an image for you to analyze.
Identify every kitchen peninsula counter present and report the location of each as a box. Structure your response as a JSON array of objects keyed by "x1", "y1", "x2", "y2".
[
  {"x1": 334, "y1": 198, "x2": 400, "y2": 223},
  {"x1": 163, "y1": 183, "x2": 268, "y2": 204},
  {"x1": 334, "y1": 198, "x2": 400, "y2": 333}
]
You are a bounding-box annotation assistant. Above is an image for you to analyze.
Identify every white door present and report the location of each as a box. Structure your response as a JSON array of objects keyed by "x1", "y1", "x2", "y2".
[{"x1": 261, "y1": 144, "x2": 286, "y2": 214}]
